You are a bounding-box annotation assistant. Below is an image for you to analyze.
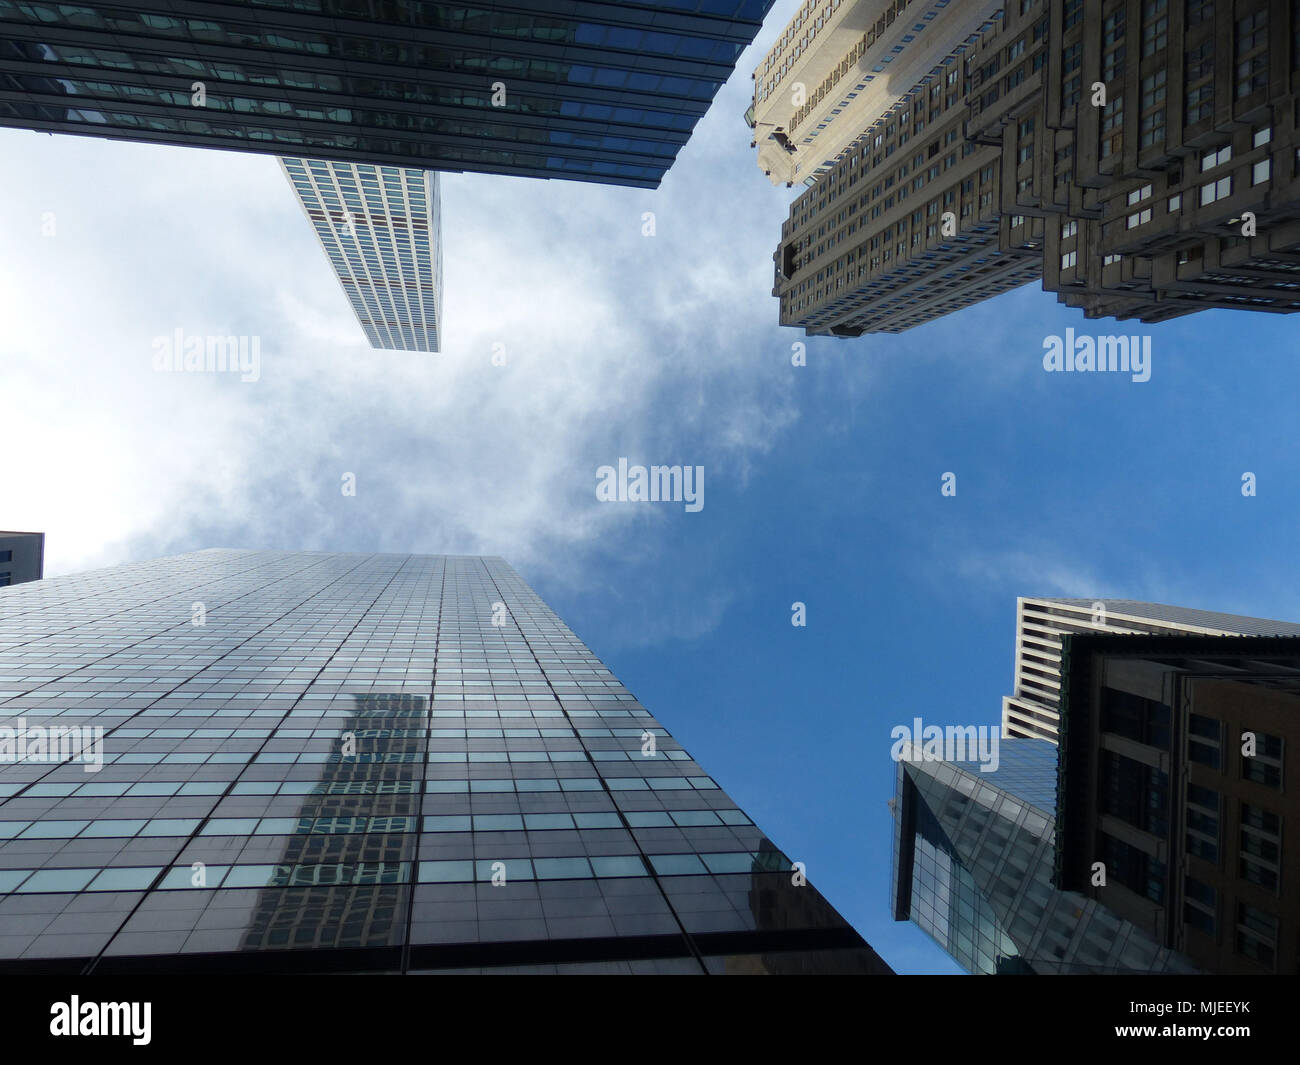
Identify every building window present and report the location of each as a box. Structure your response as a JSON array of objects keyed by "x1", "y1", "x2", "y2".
[
  {"x1": 1127, "y1": 183, "x2": 1153, "y2": 205},
  {"x1": 1253, "y1": 126, "x2": 1272, "y2": 147},
  {"x1": 1186, "y1": 0, "x2": 1215, "y2": 27},
  {"x1": 1102, "y1": 688, "x2": 1170, "y2": 747},
  {"x1": 1140, "y1": 108, "x2": 1166, "y2": 148},
  {"x1": 1252, "y1": 158, "x2": 1271, "y2": 185},
  {"x1": 1185, "y1": 41, "x2": 1215, "y2": 123},
  {"x1": 1103, "y1": 9, "x2": 1127, "y2": 82},
  {"x1": 1061, "y1": 250, "x2": 1077, "y2": 269},
  {"x1": 1101, "y1": 94, "x2": 1124, "y2": 158},
  {"x1": 1236, "y1": 902, "x2": 1278, "y2": 967},
  {"x1": 1188, "y1": 712, "x2": 1222, "y2": 767},
  {"x1": 1101, "y1": 832, "x2": 1166, "y2": 903},
  {"x1": 1236, "y1": 11, "x2": 1269, "y2": 97},
  {"x1": 1184, "y1": 875, "x2": 1216, "y2": 935},
  {"x1": 1101, "y1": 752, "x2": 1169, "y2": 835},
  {"x1": 1061, "y1": 219, "x2": 1078, "y2": 238},
  {"x1": 1200, "y1": 176, "x2": 1233, "y2": 205},
  {"x1": 1242, "y1": 730, "x2": 1283, "y2": 788},
  {"x1": 1168, "y1": 193, "x2": 1181, "y2": 211},
  {"x1": 1141, "y1": 0, "x2": 1168, "y2": 56},
  {"x1": 1238, "y1": 803, "x2": 1281, "y2": 891},
  {"x1": 1185, "y1": 782, "x2": 1220, "y2": 862},
  {"x1": 1201, "y1": 144, "x2": 1232, "y2": 172}
]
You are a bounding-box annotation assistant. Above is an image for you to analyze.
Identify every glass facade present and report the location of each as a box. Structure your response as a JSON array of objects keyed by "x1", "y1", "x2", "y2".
[
  {"x1": 0, "y1": 550, "x2": 888, "y2": 973},
  {"x1": 281, "y1": 158, "x2": 442, "y2": 352},
  {"x1": 0, "y1": 0, "x2": 775, "y2": 188},
  {"x1": 891, "y1": 739, "x2": 1196, "y2": 974}
]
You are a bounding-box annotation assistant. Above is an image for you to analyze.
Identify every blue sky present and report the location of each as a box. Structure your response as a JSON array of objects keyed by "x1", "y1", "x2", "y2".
[{"x1": 4, "y1": 0, "x2": 1300, "y2": 974}]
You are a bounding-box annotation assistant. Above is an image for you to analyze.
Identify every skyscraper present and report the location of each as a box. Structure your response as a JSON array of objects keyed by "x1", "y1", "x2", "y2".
[
  {"x1": 747, "y1": 0, "x2": 1001, "y2": 187},
  {"x1": 281, "y1": 158, "x2": 443, "y2": 353},
  {"x1": 0, "y1": 550, "x2": 889, "y2": 974},
  {"x1": 891, "y1": 737, "x2": 1196, "y2": 974},
  {"x1": 0, "y1": 532, "x2": 44, "y2": 587},
  {"x1": 0, "y1": 1, "x2": 775, "y2": 188},
  {"x1": 1002, "y1": 596, "x2": 1300, "y2": 744},
  {"x1": 1056, "y1": 631, "x2": 1300, "y2": 974},
  {"x1": 770, "y1": 0, "x2": 1300, "y2": 335}
]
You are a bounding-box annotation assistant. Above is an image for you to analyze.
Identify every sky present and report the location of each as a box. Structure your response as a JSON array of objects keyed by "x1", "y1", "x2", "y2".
[{"x1": 4, "y1": 0, "x2": 1300, "y2": 975}]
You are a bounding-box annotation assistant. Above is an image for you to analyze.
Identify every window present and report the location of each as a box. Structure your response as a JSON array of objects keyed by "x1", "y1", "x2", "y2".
[
  {"x1": 1253, "y1": 126, "x2": 1272, "y2": 148},
  {"x1": 1184, "y1": 875, "x2": 1216, "y2": 934},
  {"x1": 1185, "y1": 782, "x2": 1220, "y2": 862},
  {"x1": 1242, "y1": 730, "x2": 1283, "y2": 788},
  {"x1": 1061, "y1": 250, "x2": 1077, "y2": 269},
  {"x1": 1127, "y1": 207, "x2": 1152, "y2": 228},
  {"x1": 1061, "y1": 219, "x2": 1078, "y2": 238},
  {"x1": 1236, "y1": 11, "x2": 1269, "y2": 97},
  {"x1": 1101, "y1": 832, "x2": 1166, "y2": 903},
  {"x1": 1168, "y1": 193, "x2": 1181, "y2": 211},
  {"x1": 1127, "y1": 183, "x2": 1153, "y2": 206},
  {"x1": 1142, "y1": 70, "x2": 1167, "y2": 109},
  {"x1": 1188, "y1": 712, "x2": 1222, "y2": 767},
  {"x1": 1103, "y1": 8, "x2": 1127, "y2": 82},
  {"x1": 1236, "y1": 902, "x2": 1278, "y2": 966},
  {"x1": 1238, "y1": 803, "x2": 1280, "y2": 891},
  {"x1": 1101, "y1": 94, "x2": 1124, "y2": 158},
  {"x1": 1140, "y1": 108, "x2": 1165, "y2": 148},
  {"x1": 1101, "y1": 752, "x2": 1169, "y2": 835},
  {"x1": 1200, "y1": 176, "x2": 1232, "y2": 205},
  {"x1": 1142, "y1": 0, "x2": 1168, "y2": 56},
  {"x1": 1201, "y1": 144, "x2": 1232, "y2": 171},
  {"x1": 1102, "y1": 688, "x2": 1170, "y2": 747},
  {"x1": 1185, "y1": 41, "x2": 1215, "y2": 123},
  {"x1": 1252, "y1": 158, "x2": 1271, "y2": 185},
  {"x1": 1187, "y1": 0, "x2": 1215, "y2": 27},
  {"x1": 0, "y1": 551, "x2": 10, "y2": 563}
]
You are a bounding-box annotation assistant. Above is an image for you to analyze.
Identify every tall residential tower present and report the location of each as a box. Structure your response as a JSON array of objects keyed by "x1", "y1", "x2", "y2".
[{"x1": 281, "y1": 159, "x2": 443, "y2": 353}]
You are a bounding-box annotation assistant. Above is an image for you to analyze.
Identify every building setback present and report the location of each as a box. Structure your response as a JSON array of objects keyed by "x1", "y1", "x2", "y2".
[
  {"x1": 0, "y1": 532, "x2": 44, "y2": 587},
  {"x1": 1002, "y1": 596, "x2": 1300, "y2": 744},
  {"x1": 769, "y1": 0, "x2": 1300, "y2": 335},
  {"x1": 281, "y1": 158, "x2": 443, "y2": 353},
  {"x1": 1056, "y1": 631, "x2": 1300, "y2": 974},
  {"x1": 0, "y1": 550, "x2": 890, "y2": 974},
  {"x1": 0, "y1": 0, "x2": 774, "y2": 188},
  {"x1": 891, "y1": 737, "x2": 1196, "y2": 973}
]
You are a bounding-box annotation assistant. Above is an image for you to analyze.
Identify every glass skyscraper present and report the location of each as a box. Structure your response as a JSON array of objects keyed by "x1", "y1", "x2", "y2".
[
  {"x1": 0, "y1": 550, "x2": 889, "y2": 974},
  {"x1": 281, "y1": 158, "x2": 443, "y2": 352},
  {"x1": 891, "y1": 738, "x2": 1196, "y2": 975},
  {"x1": 0, "y1": 1, "x2": 775, "y2": 188}
]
